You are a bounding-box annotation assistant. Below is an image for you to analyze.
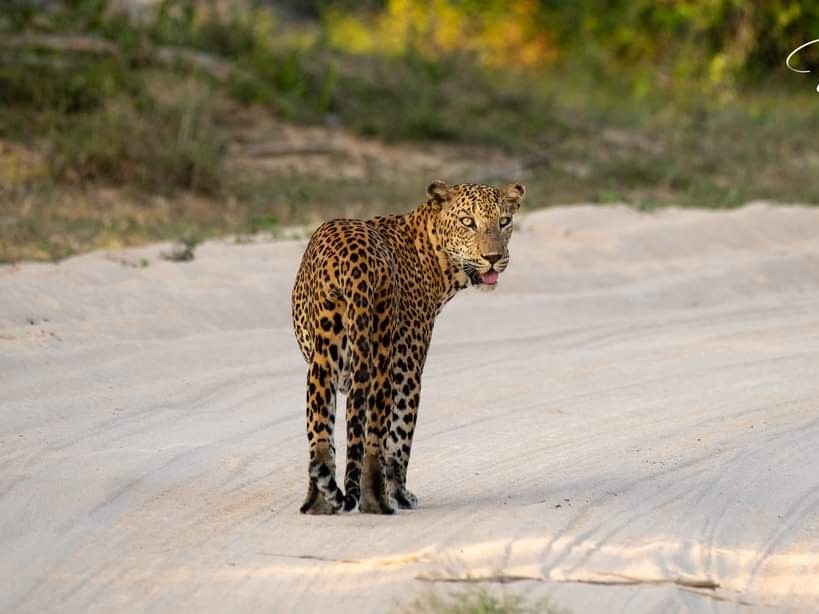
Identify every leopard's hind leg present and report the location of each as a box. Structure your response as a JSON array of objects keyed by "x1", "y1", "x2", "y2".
[{"x1": 300, "y1": 302, "x2": 346, "y2": 515}]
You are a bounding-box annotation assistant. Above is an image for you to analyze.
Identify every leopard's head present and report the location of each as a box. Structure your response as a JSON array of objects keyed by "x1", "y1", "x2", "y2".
[{"x1": 428, "y1": 180, "x2": 525, "y2": 291}]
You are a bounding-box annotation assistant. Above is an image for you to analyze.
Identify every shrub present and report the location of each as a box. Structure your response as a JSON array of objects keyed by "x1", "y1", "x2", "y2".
[{"x1": 49, "y1": 81, "x2": 226, "y2": 194}]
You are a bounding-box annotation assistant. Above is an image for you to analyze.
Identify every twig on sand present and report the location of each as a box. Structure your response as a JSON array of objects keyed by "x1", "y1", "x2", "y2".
[
  {"x1": 417, "y1": 571, "x2": 719, "y2": 590},
  {"x1": 416, "y1": 573, "x2": 542, "y2": 584},
  {"x1": 261, "y1": 551, "x2": 433, "y2": 567},
  {"x1": 415, "y1": 572, "x2": 752, "y2": 605},
  {"x1": 261, "y1": 552, "x2": 361, "y2": 565},
  {"x1": 578, "y1": 572, "x2": 720, "y2": 590}
]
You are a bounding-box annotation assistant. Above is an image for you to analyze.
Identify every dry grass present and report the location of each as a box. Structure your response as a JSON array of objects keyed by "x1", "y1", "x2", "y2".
[{"x1": 402, "y1": 587, "x2": 569, "y2": 614}]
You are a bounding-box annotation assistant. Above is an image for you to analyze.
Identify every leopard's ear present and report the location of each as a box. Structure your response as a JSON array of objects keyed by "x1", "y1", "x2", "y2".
[
  {"x1": 427, "y1": 180, "x2": 451, "y2": 209},
  {"x1": 503, "y1": 183, "x2": 526, "y2": 211}
]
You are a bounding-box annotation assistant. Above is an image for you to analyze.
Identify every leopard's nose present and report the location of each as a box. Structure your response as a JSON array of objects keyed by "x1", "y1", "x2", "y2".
[{"x1": 483, "y1": 254, "x2": 502, "y2": 266}]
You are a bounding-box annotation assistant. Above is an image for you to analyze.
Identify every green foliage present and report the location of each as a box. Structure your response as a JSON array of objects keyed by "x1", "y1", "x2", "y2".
[
  {"x1": 404, "y1": 587, "x2": 569, "y2": 614},
  {"x1": 147, "y1": 1, "x2": 258, "y2": 56},
  {"x1": 7, "y1": 0, "x2": 818, "y2": 149},
  {"x1": 246, "y1": 214, "x2": 280, "y2": 234},
  {"x1": 298, "y1": 50, "x2": 564, "y2": 146},
  {"x1": 228, "y1": 48, "x2": 339, "y2": 119},
  {"x1": 0, "y1": 56, "x2": 137, "y2": 114},
  {"x1": 49, "y1": 84, "x2": 226, "y2": 194},
  {"x1": 537, "y1": 0, "x2": 819, "y2": 100}
]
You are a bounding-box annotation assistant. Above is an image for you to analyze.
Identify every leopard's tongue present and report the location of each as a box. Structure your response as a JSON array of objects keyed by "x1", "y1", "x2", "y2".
[{"x1": 480, "y1": 270, "x2": 499, "y2": 285}]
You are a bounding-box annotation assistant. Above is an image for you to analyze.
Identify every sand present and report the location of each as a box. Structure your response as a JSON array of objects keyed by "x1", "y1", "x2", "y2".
[{"x1": 2, "y1": 203, "x2": 818, "y2": 613}]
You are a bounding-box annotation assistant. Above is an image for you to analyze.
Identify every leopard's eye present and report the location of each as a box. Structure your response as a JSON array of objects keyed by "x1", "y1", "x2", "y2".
[
  {"x1": 460, "y1": 216, "x2": 476, "y2": 229},
  {"x1": 499, "y1": 216, "x2": 512, "y2": 228}
]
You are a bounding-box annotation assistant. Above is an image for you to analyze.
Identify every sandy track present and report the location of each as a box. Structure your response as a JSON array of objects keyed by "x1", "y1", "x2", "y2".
[{"x1": 2, "y1": 204, "x2": 819, "y2": 613}]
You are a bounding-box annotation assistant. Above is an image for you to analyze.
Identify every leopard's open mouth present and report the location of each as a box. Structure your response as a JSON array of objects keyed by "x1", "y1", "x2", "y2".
[{"x1": 467, "y1": 268, "x2": 499, "y2": 286}]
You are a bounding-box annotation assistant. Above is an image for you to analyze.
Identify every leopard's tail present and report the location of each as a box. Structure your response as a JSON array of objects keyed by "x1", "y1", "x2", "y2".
[
  {"x1": 341, "y1": 286, "x2": 395, "y2": 515},
  {"x1": 340, "y1": 296, "x2": 375, "y2": 513}
]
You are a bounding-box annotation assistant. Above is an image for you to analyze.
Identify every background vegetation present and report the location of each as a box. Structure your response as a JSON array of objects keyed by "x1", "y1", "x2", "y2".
[{"x1": 2, "y1": 0, "x2": 819, "y2": 261}]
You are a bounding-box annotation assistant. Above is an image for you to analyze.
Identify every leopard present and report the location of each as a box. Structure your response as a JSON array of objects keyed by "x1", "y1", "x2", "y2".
[{"x1": 291, "y1": 180, "x2": 525, "y2": 514}]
